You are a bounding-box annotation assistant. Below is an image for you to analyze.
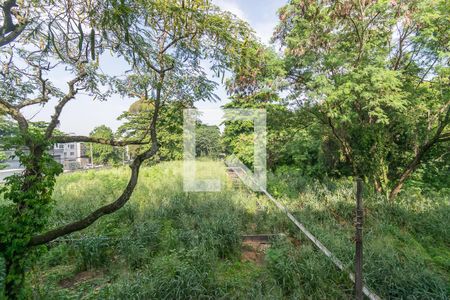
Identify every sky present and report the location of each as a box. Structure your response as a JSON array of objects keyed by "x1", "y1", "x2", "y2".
[{"x1": 21, "y1": 0, "x2": 287, "y2": 135}]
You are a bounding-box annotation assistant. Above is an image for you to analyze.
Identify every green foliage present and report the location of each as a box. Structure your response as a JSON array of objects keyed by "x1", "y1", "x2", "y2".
[
  {"x1": 1, "y1": 0, "x2": 260, "y2": 297},
  {"x1": 0, "y1": 151, "x2": 6, "y2": 170},
  {"x1": 117, "y1": 100, "x2": 186, "y2": 162},
  {"x1": 266, "y1": 239, "x2": 350, "y2": 299},
  {"x1": 0, "y1": 130, "x2": 63, "y2": 298},
  {"x1": 18, "y1": 162, "x2": 449, "y2": 299},
  {"x1": 89, "y1": 125, "x2": 123, "y2": 165},
  {"x1": 195, "y1": 124, "x2": 221, "y2": 158},
  {"x1": 268, "y1": 0, "x2": 450, "y2": 195},
  {"x1": 0, "y1": 117, "x2": 16, "y2": 170},
  {"x1": 1, "y1": 0, "x2": 448, "y2": 298}
]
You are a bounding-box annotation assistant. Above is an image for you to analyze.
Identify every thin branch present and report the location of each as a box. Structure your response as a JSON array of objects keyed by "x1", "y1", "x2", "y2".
[
  {"x1": 327, "y1": 116, "x2": 353, "y2": 167},
  {"x1": 128, "y1": 36, "x2": 162, "y2": 74},
  {"x1": 438, "y1": 132, "x2": 450, "y2": 143},
  {"x1": 389, "y1": 104, "x2": 450, "y2": 199},
  {"x1": 160, "y1": 32, "x2": 195, "y2": 54},
  {"x1": 45, "y1": 71, "x2": 87, "y2": 138},
  {"x1": 416, "y1": 57, "x2": 439, "y2": 89}
]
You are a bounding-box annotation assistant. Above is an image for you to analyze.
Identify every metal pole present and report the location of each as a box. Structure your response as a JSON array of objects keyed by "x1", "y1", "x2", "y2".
[{"x1": 355, "y1": 178, "x2": 364, "y2": 300}]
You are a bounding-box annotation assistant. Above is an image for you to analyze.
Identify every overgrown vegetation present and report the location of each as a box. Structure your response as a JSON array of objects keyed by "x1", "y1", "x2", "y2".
[
  {"x1": 1, "y1": 162, "x2": 446, "y2": 299},
  {"x1": 0, "y1": 0, "x2": 255, "y2": 297},
  {"x1": 0, "y1": 0, "x2": 448, "y2": 298},
  {"x1": 224, "y1": 0, "x2": 449, "y2": 200}
]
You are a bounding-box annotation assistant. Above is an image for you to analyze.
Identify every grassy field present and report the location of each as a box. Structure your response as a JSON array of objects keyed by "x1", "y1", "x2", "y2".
[{"x1": 2, "y1": 161, "x2": 448, "y2": 299}]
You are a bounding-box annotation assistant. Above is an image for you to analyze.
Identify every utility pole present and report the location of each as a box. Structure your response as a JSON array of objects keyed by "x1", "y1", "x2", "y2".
[{"x1": 355, "y1": 178, "x2": 364, "y2": 300}]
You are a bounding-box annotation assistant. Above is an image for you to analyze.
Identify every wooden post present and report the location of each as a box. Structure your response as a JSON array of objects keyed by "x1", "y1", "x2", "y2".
[{"x1": 355, "y1": 178, "x2": 364, "y2": 300}]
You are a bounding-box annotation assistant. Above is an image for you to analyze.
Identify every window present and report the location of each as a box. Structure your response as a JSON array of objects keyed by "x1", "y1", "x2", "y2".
[
  {"x1": 70, "y1": 144, "x2": 75, "y2": 149},
  {"x1": 59, "y1": 144, "x2": 64, "y2": 149},
  {"x1": 70, "y1": 152, "x2": 75, "y2": 156}
]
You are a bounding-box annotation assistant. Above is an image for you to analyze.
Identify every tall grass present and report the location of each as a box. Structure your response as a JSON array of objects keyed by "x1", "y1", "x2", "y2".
[
  {"x1": 19, "y1": 161, "x2": 450, "y2": 299},
  {"x1": 268, "y1": 169, "x2": 449, "y2": 299}
]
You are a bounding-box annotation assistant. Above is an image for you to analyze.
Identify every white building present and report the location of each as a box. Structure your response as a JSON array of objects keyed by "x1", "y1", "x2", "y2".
[
  {"x1": 1, "y1": 142, "x2": 91, "y2": 182},
  {"x1": 51, "y1": 142, "x2": 90, "y2": 170}
]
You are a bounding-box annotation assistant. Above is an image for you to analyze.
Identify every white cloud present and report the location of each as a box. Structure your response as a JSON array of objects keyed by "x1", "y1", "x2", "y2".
[
  {"x1": 254, "y1": 21, "x2": 277, "y2": 45},
  {"x1": 212, "y1": 0, "x2": 249, "y2": 22},
  {"x1": 211, "y1": 0, "x2": 278, "y2": 46}
]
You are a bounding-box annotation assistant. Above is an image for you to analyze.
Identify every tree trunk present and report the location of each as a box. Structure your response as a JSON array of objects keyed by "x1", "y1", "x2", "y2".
[
  {"x1": 2, "y1": 147, "x2": 44, "y2": 298},
  {"x1": 389, "y1": 141, "x2": 433, "y2": 200},
  {"x1": 389, "y1": 103, "x2": 449, "y2": 200},
  {"x1": 388, "y1": 160, "x2": 418, "y2": 200},
  {"x1": 374, "y1": 178, "x2": 384, "y2": 193}
]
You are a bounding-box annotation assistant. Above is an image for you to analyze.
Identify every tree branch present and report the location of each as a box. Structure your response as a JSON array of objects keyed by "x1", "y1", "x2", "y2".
[
  {"x1": 0, "y1": 0, "x2": 27, "y2": 47},
  {"x1": 28, "y1": 143, "x2": 158, "y2": 247},
  {"x1": 160, "y1": 32, "x2": 195, "y2": 54},
  {"x1": 52, "y1": 135, "x2": 148, "y2": 146},
  {"x1": 327, "y1": 117, "x2": 353, "y2": 166},
  {"x1": 128, "y1": 36, "x2": 162, "y2": 74},
  {"x1": 30, "y1": 72, "x2": 164, "y2": 247},
  {"x1": 0, "y1": 98, "x2": 28, "y2": 131},
  {"x1": 438, "y1": 133, "x2": 450, "y2": 143},
  {"x1": 389, "y1": 104, "x2": 449, "y2": 199},
  {"x1": 45, "y1": 71, "x2": 87, "y2": 138},
  {"x1": 16, "y1": 96, "x2": 49, "y2": 109}
]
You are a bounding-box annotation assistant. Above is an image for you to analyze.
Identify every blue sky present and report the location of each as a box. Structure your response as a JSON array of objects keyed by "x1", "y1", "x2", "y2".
[{"x1": 22, "y1": 0, "x2": 286, "y2": 135}]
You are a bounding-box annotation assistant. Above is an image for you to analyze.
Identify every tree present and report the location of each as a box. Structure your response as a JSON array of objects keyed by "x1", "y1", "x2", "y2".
[
  {"x1": 90, "y1": 125, "x2": 122, "y2": 165},
  {"x1": 222, "y1": 41, "x2": 297, "y2": 170},
  {"x1": 196, "y1": 124, "x2": 221, "y2": 158},
  {"x1": 0, "y1": 1, "x2": 112, "y2": 296},
  {"x1": 117, "y1": 96, "x2": 188, "y2": 162},
  {"x1": 274, "y1": 0, "x2": 449, "y2": 199},
  {"x1": 0, "y1": 0, "x2": 255, "y2": 297}
]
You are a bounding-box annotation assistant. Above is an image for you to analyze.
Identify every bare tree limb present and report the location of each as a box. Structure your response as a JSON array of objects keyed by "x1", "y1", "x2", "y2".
[{"x1": 160, "y1": 31, "x2": 196, "y2": 54}]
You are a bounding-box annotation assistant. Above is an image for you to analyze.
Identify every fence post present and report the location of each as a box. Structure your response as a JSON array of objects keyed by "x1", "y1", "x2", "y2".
[{"x1": 355, "y1": 178, "x2": 364, "y2": 300}]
